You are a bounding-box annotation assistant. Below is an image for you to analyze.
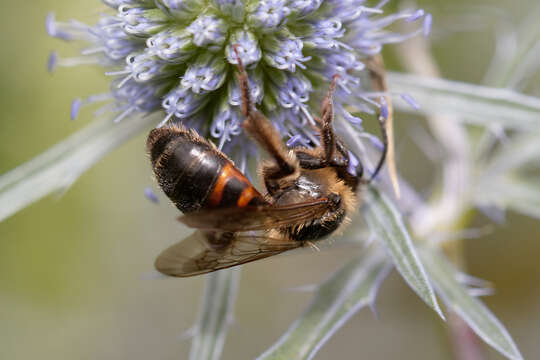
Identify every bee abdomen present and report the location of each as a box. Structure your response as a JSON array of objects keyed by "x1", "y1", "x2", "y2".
[{"x1": 147, "y1": 126, "x2": 265, "y2": 213}]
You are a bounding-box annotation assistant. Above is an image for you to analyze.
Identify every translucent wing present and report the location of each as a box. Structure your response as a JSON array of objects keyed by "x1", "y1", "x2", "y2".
[
  {"x1": 179, "y1": 198, "x2": 331, "y2": 232},
  {"x1": 155, "y1": 230, "x2": 301, "y2": 277}
]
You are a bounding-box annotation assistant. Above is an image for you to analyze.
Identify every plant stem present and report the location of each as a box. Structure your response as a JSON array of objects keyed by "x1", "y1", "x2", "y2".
[
  {"x1": 447, "y1": 312, "x2": 487, "y2": 360},
  {"x1": 395, "y1": 22, "x2": 485, "y2": 360},
  {"x1": 189, "y1": 269, "x2": 241, "y2": 360}
]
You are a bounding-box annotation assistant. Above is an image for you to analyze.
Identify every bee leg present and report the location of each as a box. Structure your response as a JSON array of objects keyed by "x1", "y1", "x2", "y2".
[
  {"x1": 319, "y1": 75, "x2": 339, "y2": 164},
  {"x1": 334, "y1": 139, "x2": 350, "y2": 159},
  {"x1": 295, "y1": 151, "x2": 326, "y2": 169},
  {"x1": 232, "y1": 44, "x2": 253, "y2": 118},
  {"x1": 296, "y1": 150, "x2": 347, "y2": 170},
  {"x1": 233, "y1": 45, "x2": 298, "y2": 183},
  {"x1": 304, "y1": 76, "x2": 350, "y2": 169}
]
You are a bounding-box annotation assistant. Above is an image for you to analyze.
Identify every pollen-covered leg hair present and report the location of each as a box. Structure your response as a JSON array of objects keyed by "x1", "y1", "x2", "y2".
[{"x1": 233, "y1": 44, "x2": 299, "y2": 185}]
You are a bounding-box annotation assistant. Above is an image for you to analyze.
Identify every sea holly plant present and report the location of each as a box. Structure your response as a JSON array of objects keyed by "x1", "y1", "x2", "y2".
[{"x1": 1, "y1": 0, "x2": 540, "y2": 359}]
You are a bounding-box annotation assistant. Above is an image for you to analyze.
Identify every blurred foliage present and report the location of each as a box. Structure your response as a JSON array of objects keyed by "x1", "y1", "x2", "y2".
[{"x1": 1, "y1": 0, "x2": 539, "y2": 359}]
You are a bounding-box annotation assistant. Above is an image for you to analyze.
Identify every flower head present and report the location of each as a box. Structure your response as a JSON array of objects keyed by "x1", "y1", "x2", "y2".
[{"x1": 47, "y1": 0, "x2": 429, "y2": 168}]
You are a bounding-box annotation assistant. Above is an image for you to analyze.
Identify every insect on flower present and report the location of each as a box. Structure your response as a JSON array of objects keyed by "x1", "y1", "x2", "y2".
[{"x1": 147, "y1": 49, "x2": 389, "y2": 277}]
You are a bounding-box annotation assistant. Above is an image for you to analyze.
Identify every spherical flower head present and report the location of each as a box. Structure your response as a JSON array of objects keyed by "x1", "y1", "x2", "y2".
[{"x1": 47, "y1": 0, "x2": 430, "y2": 169}]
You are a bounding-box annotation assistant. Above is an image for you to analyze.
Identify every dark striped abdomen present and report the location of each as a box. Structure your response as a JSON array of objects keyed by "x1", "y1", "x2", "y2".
[{"x1": 147, "y1": 126, "x2": 265, "y2": 213}]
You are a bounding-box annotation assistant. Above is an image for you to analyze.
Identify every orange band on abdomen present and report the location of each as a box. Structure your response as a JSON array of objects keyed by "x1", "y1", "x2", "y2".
[
  {"x1": 207, "y1": 163, "x2": 235, "y2": 207},
  {"x1": 237, "y1": 186, "x2": 259, "y2": 207}
]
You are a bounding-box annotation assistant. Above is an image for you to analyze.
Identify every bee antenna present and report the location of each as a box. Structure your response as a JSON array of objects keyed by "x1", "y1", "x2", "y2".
[{"x1": 368, "y1": 108, "x2": 389, "y2": 184}]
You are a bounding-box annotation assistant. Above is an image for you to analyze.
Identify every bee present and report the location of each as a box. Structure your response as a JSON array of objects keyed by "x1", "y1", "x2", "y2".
[{"x1": 147, "y1": 51, "x2": 388, "y2": 277}]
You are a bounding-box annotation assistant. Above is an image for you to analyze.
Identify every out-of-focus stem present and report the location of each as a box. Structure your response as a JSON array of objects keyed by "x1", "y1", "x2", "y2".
[
  {"x1": 396, "y1": 17, "x2": 484, "y2": 360},
  {"x1": 189, "y1": 268, "x2": 241, "y2": 360},
  {"x1": 448, "y1": 312, "x2": 487, "y2": 360},
  {"x1": 397, "y1": 30, "x2": 471, "y2": 240}
]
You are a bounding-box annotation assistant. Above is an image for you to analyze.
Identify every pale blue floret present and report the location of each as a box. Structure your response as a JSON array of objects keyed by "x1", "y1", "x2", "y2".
[
  {"x1": 111, "y1": 80, "x2": 166, "y2": 122},
  {"x1": 187, "y1": 15, "x2": 228, "y2": 50},
  {"x1": 225, "y1": 30, "x2": 261, "y2": 67},
  {"x1": 147, "y1": 29, "x2": 196, "y2": 63},
  {"x1": 273, "y1": 73, "x2": 312, "y2": 116},
  {"x1": 46, "y1": 13, "x2": 73, "y2": 41},
  {"x1": 289, "y1": 0, "x2": 323, "y2": 16},
  {"x1": 181, "y1": 53, "x2": 227, "y2": 94},
  {"x1": 264, "y1": 35, "x2": 312, "y2": 72},
  {"x1": 228, "y1": 72, "x2": 264, "y2": 106},
  {"x1": 47, "y1": 0, "x2": 430, "y2": 168},
  {"x1": 287, "y1": 134, "x2": 311, "y2": 148},
  {"x1": 96, "y1": 16, "x2": 141, "y2": 61},
  {"x1": 162, "y1": 87, "x2": 209, "y2": 126},
  {"x1": 406, "y1": 9, "x2": 425, "y2": 22},
  {"x1": 248, "y1": 0, "x2": 291, "y2": 30},
  {"x1": 119, "y1": 6, "x2": 168, "y2": 37},
  {"x1": 126, "y1": 51, "x2": 173, "y2": 82},
  {"x1": 305, "y1": 19, "x2": 346, "y2": 50},
  {"x1": 212, "y1": 104, "x2": 244, "y2": 149},
  {"x1": 306, "y1": 49, "x2": 364, "y2": 97}
]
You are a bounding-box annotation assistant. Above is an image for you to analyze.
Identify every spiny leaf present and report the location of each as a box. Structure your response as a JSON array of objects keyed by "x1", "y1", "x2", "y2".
[
  {"x1": 420, "y1": 248, "x2": 523, "y2": 360},
  {"x1": 258, "y1": 248, "x2": 389, "y2": 360},
  {"x1": 190, "y1": 268, "x2": 241, "y2": 360},
  {"x1": 389, "y1": 72, "x2": 540, "y2": 130},
  {"x1": 363, "y1": 186, "x2": 445, "y2": 320},
  {"x1": 0, "y1": 113, "x2": 157, "y2": 222}
]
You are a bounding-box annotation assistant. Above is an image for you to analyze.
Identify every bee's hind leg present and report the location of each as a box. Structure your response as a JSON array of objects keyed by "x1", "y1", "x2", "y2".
[{"x1": 232, "y1": 45, "x2": 299, "y2": 189}]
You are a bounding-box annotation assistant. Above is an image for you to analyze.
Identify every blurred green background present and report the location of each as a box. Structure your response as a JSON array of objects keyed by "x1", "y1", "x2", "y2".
[{"x1": 1, "y1": 1, "x2": 539, "y2": 359}]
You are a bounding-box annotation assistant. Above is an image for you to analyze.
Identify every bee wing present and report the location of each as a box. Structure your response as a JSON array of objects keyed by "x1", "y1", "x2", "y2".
[
  {"x1": 178, "y1": 198, "x2": 331, "y2": 232},
  {"x1": 155, "y1": 230, "x2": 301, "y2": 277}
]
